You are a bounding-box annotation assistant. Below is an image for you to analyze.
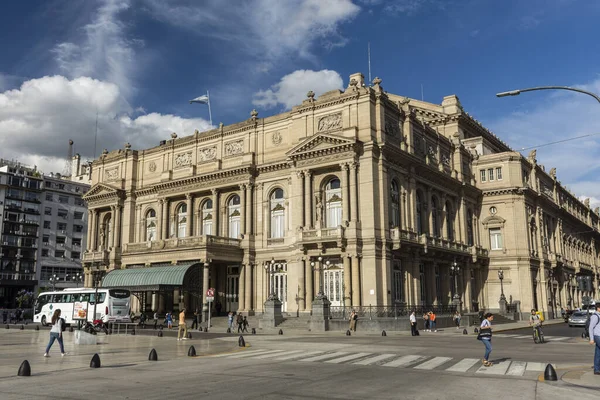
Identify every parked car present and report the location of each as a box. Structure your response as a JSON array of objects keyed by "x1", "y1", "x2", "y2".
[{"x1": 568, "y1": 311, "x2": 589, "y2": 327}]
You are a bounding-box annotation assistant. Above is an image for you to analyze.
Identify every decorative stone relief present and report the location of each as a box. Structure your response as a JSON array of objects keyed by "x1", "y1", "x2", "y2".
[
  {"x1": 542, "y1": 184, "x2": 553, "y2": 198},
  {"x1": 385, "y1": 120, "x2": 400, "y2": 136},
  {"x1": 272, "y1": 131, "x2": 282, "y2": 145},
  {"x1": 317, "y1": 113, "x2": 342, "y2": 132},
  {"x1": 148, "y1": 161, "x2": 157, "y2": 173},
  {"x1": 224, "y1": 140, "x2": 244, "y2": 156},
  {"x1": 104, "y1": 167, "x2": 119, "y2": 181},
  {"x1": 174, "y1": 152, "x2": 192, "y2": 168},
  {"x1": 427, "y1": 145, "x2": 437, "y2": 161},
  {"x1": 442, "y1": 153, "x2": 451, "y2": 166},
  {"x1": 198, "y1": 146, "x2": 217, "y2": 162},
  {"x1": 413, "y1": 135, "x2": 424, "y2": 155}
]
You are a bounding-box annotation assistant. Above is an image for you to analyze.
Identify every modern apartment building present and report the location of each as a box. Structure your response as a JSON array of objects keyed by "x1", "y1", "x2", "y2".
[{"x1": 82, "y1": 72, "x2": 600, "y2": 321}]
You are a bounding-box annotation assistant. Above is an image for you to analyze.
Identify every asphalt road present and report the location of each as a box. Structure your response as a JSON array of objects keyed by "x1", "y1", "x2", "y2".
[{"x1": 500, "y1": 321, "x2": 588, "y2": 338}]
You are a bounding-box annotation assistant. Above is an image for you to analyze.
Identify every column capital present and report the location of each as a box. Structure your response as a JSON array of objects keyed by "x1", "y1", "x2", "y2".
[
  {"x1": 211, "y1": 188, "x2": 219, "y2": 196},
  {"x1": 340, "y1": 162, "x2": 349, "y2": 171},
  {"x1": 304, "y1": 170, "x2": 312, "y2": 178},
  {"x1": 239, "y1": 183, "x2": 246, "y2": 191},
  {"x1": 296, "y1": 171, "x2": 304, "y2": 179},
  {"x1": 350, "y1": 162, "x2": 358, "y2": 170},
  {"x1": 158, "y1": 198, "x2": 165, "y2": 205},
  {"x1": 185, "y1": 193, "x2": 193, "y2": 201}
]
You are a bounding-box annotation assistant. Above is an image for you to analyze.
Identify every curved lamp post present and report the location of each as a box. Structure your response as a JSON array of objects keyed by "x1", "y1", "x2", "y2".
[
  {"x1": 311, "y1": 257, "x2": 331, "y2": 300},
  {"x1": 450, "y1": 260, "x2": 461, "y2": 305},
  {"x1": 49, "y1": 274, "x2": 59, "y2": 291},
  {"x1": 497, "y1": 86, "x2": 600, "y2": 104}
]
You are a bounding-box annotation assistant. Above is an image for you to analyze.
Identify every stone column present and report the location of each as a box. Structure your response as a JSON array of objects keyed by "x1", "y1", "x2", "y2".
[
  {"x1": 343, "y1": 254, "x2": 351, "y2": 307},
  {"x1": 426, "y1": 188, "x2": 433, "y2": 235},
  {"x1": 458, "y1": 195, "x2": 466, "y2": 243},
  {"x1": 211, "y1": 189, "x2": 219, "y2": 236},
  {"x1": 157, "y1": 199, "x2": 164, "y2": 240},
  {"x1": 89, "y1": 210, "x2": 97, "y2": 251},
  {"x1": 239, "y1": 264, "x2": 246, "y2": 312},
  {"x1": 305, "y1": 259, "x2": 313, "y2": 310},
  {"x1": 135, "y1": 205, "x2": 143, "y2": 242},
  {"x1": 245, "y1": 263, "x2": 252, "y2": 312},
  {"x1": 350, "y1": 163, "x2": 358, "y2": 222},
  {"x1": 304, "y1": 171, "x2": 312, "y2": 228},
  {"x1": 298, "y1": 259, "x2": 306, "y2": 311},
  {"x1": 409, "y1": 177, "x2": 417, "y2": 231},
  {"x1": 239, "y1": 184, "x2": 246, "y2": 235},
  {"x1": 351, "y1": 255, "x2": 360, "y2": 306},
  {"x1": 110, "y1": 206, "x2": 117, "y2": 248},
  {"x1": 114, "y1": 205, "x2": 122, "y2": 248},
  {"x1": 186, "y1": 194, "x2": 193, "y2": 237},
  {"x1": 86, "y1": 210, "x2": 93, "y2": 250},
  {"x1": 464, "y1": 265, "x2": 472, "y2": 312},
  {"x1": 247, "y1": 184, "x2": 253, "y2": 235},
  {"x1": 401, "y1": 179, "x2": 408, "y2": 231},
  {"x1": 161, "y1": 199, "x2": 169, "y2": 240},
  {"x1": 413, "y1": 256, "x2": 422, "y2": 306},
  {"x1": 441, "y1": 195, "x2": 448, "y2": 240},
  {"x1": 340, "y1": 163, "x2": 350, "y2": 225},
  {"x1": 202, "y1": 263, "x2": 210, "y2": 322}
]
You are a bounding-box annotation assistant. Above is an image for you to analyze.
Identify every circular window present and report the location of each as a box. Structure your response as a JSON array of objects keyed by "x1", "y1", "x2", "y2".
[{"x1": 489, "y1": 206, "x2": 497, "y2": 215}]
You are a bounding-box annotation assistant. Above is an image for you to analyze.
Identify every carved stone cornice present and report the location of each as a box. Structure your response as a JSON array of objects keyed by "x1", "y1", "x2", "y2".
[{"x1": 294, "y1": 92, "x2": 360, "y2": 115}]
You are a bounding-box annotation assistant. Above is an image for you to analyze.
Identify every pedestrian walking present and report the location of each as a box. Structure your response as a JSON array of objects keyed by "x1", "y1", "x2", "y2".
[
  {"x1": 409, "y1": 311, "x2": 418, "y2": 336},
  {"x1": 236, "y1": 313, "x2": 244, "y2": 333},
  {"x1": 44, "y1": 309, "x2": 66, "y2": 357},
  {"x1": 242, "y1": 316, "x2": 249, "y2": 333},
  {"x1": 429, "y1": 311, "x2": 437, "y2": 332},
  {"x1": 191, "y1": 309, "x2": 199, "y2": 330},
  {"x1": 477, "y1": 312, "x2": 494, "y2": 367},
  {"x1": 588, "y1": 302, "x2": 600, "y2": 375},
  {"x1": 478, "y1": 309, "x2": 484, "y2": 324},
  {"x1": 227, "y1": 311, "x2": 234, "y2": 331},
  {"x1": 166, "y1": 312, "x2": 173, "y2": 329},
  {"x1": 422, "y1": 313, "x2": 430, "y2": 332},
  {"x1": 349, "y1": 310, "x2": 358, "y2": 332},
  {"x1": 2, "y1": 309, "x2": 7, "y2": 324},
  {"x1": 153, "y1": 311, "x2": 158, "y2": 329},
  {"x1": 453, "y1": 310, "x2": 461, "y2": 329},
  {"x1": 177, "y1": 308, "x2": 188, "y2": 341}
]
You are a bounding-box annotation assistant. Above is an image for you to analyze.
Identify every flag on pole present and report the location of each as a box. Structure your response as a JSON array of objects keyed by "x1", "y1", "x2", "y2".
[{"x1": 190, "y1": 94, "x2": 209, "y2": 104}]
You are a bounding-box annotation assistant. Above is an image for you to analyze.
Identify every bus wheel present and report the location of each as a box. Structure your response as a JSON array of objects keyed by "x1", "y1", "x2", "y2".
[{"x1": 41, "y1": 316, "x2": 47, "y2": 327}]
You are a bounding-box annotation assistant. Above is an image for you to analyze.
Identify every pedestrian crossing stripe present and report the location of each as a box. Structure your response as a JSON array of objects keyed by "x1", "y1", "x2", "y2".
[
  {"x1": 209, "y1": 350, "x2": 554, "y2": 377},
  {"x1": 493, "y1": 333, "x2": 572, "y2": 341}
]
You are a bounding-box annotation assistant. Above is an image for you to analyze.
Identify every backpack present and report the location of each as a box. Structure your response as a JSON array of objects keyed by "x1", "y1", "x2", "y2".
[
  {"x1": 586, "y1": 313, "x2": 599, "y2": 336},
  {"x1": 535, "y1": 311, "x2": 544, "y2": 322},
  {"x1": 60, "y1": 318, "x2": 66, "y2": 332}
]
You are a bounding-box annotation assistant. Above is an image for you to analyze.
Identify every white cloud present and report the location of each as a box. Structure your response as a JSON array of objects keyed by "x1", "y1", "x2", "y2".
[
  {"x1": 0, "y1": 75, "x2": 211, "y2": 174},
  {"x1": 144, "y1": 0, "x2": 360, "y2": 71},
  {"x1": 253, "y1": 69, "x2": 344, "y2": 110},
  {"x1": 383, "y1": 0, "x2": 448, "y2": 16},
  {"x1": 489, "y1": 78, "x2": 600, "y2": 208}
]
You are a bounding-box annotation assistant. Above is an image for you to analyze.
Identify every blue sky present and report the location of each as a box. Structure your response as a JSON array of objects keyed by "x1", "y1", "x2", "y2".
[{"x1": 1, "y1": 0, "x2": 599, "y2": 204}]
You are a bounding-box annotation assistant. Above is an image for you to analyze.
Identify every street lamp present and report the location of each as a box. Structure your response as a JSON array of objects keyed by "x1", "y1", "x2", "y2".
[
  {"x1": 91, "y1": 270, "x2": 103, "y2": 321},
  {"x1": 264, "y1": 258, "x2": 282, "y2": 301},
  {"x1": 496, "y1": 86, "x2": 600, "y2": 104},
  {"x1": 450, "y1": 260, "x2": 461, "y2": 305},
  {"x1": 72, "y1": 272, "x2": 82, "y2": 287},
  {"x1": 312, "y1": 257, "x2": 331, "y2": 300},
  {"x1": 497, "y1": 269, "x2": 506, "y2": 302},
  {"x1": 49, "y1": 274, "x2": 59, "y2": 291}
]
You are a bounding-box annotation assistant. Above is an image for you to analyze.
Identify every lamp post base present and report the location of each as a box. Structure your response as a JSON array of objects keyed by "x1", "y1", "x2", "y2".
[
  {"x1": 310, "y1": 297, "x2": 331, "y2": 332},
  {"x1": 498, "y1": 297, "x2": 507, "y2": 315},
  {"x1": 259, "y1": 298, "x2": 284, "y2": 328}
]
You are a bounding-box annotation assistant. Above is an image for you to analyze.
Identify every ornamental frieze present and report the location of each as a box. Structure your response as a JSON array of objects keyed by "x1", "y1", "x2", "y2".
[
  {"x1": 295, "y1": 152, "x2": 349, "y2": 167},
  {"x1": 317, "y1": 112, "x2": 342, "y2": 132},
  {"x1": 198, "y1": 146, "x2": 217, "y2": 162},
  {"x1": 104, "y1": 167, "x2": 119, "y2": 181},
  {"x1": 174, "y1": 152, "x2": 193, "y2": 168},
  {"x1": 224, "y1": 140, "x2": 244, "y2": 156},
  {"x1": 385, "y1": 119, "x2": 400, "y2": 136}
]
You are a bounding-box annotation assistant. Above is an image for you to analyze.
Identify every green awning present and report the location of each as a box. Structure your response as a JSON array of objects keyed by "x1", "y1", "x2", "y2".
[{"x1": 101, "y1": 261, "x2": 202, "y2": 291}]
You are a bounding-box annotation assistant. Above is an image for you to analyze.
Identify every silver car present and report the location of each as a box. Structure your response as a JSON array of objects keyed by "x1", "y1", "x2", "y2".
[{"x1": 568, "y1": 311, "x2": 589, "y2": 327}]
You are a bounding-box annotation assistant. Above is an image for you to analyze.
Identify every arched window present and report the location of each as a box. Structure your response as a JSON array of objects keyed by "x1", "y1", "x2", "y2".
[
  {"x1": 145, "y1": 209, "x2": 156, "y2": 242},
  {"x1": 270, "y1": 188, "x2": 285, "y2": 239},
  {"x1": 177, "y1": 204, "x2": 187, "y2": 238},
  {"x1": 390, "y1": 180, "x2": 400, "y2": 228},
  {"x1": 467, "y1": 210, "x2": 474, "y2": 246},
  {"x1": 431, "y1": 196, "x2": 440, "y2": 237},
  {"x1": 202, "y1": 200, "x2": 213, "y2": 235},
  {"x1": 445, "y1": 201, "x2": 454, "y2": 241},
  {"x1": 101, "y1": 215, "x2": 112, "y2": 249},
  {"x1": 228, "y1": 195, "x2": 241, "y2": 238},
  {"x1": 416, "y1": 192, "x2": 423, "y2": 235},
  {"x1": 325, "y1": 178, "x2": 342, "y2": 228}
]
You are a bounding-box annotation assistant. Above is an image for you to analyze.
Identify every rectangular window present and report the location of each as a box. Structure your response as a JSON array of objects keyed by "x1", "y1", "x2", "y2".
[
  {"x1": 44, "y1": 207, "x2": 52, "y2": 216},
  {"x1": 72, "y1": 238, "x2": 81, "y2": 246},
  {"x1": 58, "y1": 210, "x2": 68, "y2": 219},
  {"x1": 496, "y1": 167, "x2": 503, "y2": 180},
  {"x1": 58, "y1": 195, "x2": 69, "y2": 204},
  {"x1": 55, "y1": 250, "x2": 65, "y2": 258},
  {"x1": 71, "y1": 252, "x2": 81, "y2": 260},
  {"x1": 43, "y1": 221, "x2": 51, "y2": 229},
  {"x1": 45, "y1": 193, "x2": 53, "y2": 201},
  {"x1": 488, "y1": 168, "x2": 494, "y2": 181},
  {"x1": 74, "y1": 212, "x2": 83, "y2": 220},
  {"x1": 74, "y1": 225, "x2": 83, "y2": 233},
  {"x1": 56, "y1": 236, "x2": 66, "y2": 245},
  {"x1": 57, "y1": 222, "x2": 67, "y2": 231},
  {"x1": 43, "y1": 235, "x2": 50, "y2": 244},
  {"x1": 480, "y1": 170, "x2": 486, "y2": 182},
  {"x1": 74, "y1": 198, "x2": 84, "y2": 206},
  {"x1": 41, "y1": 249, "x2": 49, "y2": 257},
  {"x1": 489, "y1": 228, "x2": 503, "y2": 250}
]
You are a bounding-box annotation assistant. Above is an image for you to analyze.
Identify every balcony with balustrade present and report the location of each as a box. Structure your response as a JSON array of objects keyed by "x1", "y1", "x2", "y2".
[
  {"x1": 389, "y1": 227, "x2": 488, "y2": 260},
  {"x1": 297, "y1": 225, "x2": 346, "y2": 249}
]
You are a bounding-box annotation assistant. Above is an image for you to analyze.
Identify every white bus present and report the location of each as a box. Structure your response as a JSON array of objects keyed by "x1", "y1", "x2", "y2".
[{"x1": 33, "y1": 288, "x2": 131, "y2": 326}]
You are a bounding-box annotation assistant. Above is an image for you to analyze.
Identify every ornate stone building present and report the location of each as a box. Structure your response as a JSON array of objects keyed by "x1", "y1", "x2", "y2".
[{"x1": 82, "y1": 72, "x2": 599, "y2": 320}]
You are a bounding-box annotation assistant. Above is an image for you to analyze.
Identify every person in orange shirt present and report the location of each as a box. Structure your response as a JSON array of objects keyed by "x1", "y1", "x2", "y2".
[
  {"x1": 429, "y1": 311, "x2": 437, "y2": 332},
  {"x1": 177, "y1": 308, "x2": 188, "y2": 341}
]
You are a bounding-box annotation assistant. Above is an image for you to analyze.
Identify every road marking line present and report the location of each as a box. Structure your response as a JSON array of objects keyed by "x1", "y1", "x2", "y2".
[
  {"x1": 476, "y1": 360, "x2": 511, "y2": 375},
  {"x1": 253, "y1": 350, "x2": 288, "y2": 359},
  {"x1": 547, "y1": 337, "x2": 569, "y2": 341},
  {"x1": 445, "y1": 358, "x2": 480, "y2": 372},
  {"x1": 272, "y1": 350, "x2": 321, "y2": 361},
  {"x1": 325, "y1": 352, "x2": 372, "y2": 364},
  {"x1": 382, "y1": 355, "x2": 426, "y2": 368},
  {"x1": 227, "y1": 349, "x2": 281, "y2": 359},
  {"x1": 514, "y1": 335, "x2": 532, "y2": 339},
  {"x1": 353, "y1": 354, "x2": 397, "y2": 365},
  {"x1": 300, "y1": 352, "x2": 349, "y2": 362},
  {"x1": 506, "y1": 361, "x2": 527, "y2": 376},
  {"x1": 526, "y1": 362, "x2": 550, "y2": 372},
  {"x1": 209, "y1": 349, "x2": 267, "y2": 358},
  {"x1": 414, "y1": 357, "x2": 452, "y2": 370}
]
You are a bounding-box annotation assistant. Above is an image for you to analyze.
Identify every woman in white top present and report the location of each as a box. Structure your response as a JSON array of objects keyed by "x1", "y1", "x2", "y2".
[
  {"x1": 479, "y1": 312, "x2": 494, "y2": 367},
  {"x1": 409, "y1": 311, "x2": 418, "y2": 336},
  {"x1": 44, "y1": 309, "x2": 66, "y2": 357}
]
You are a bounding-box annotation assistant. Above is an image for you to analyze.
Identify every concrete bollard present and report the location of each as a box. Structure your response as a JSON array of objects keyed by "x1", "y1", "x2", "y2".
[
  {"x1": 544, "y1": 364, "x2": 557, "y2": 381},
  {"x1": 239, "y1": 336, "x2": 246, "y2": 347},
  {"x1": 5, "y1": 325, "x2": 9, "y2": 329},
  {"x1": 279, "y1": 329, "x2": 283, "y2": 335},
  {"x1": 35, "y1": 325, "x2": 39, "y2": 331},
  {"x1": 382, "y1": 330, "x2": 387, "y2": 337},
  {"x1": 346, "y1": 330, "x2": 351, "y2": 336},
  {"x1": 20, "y1": 325, "x2": 24, "y2": 330},
  {"x1": 474, "y1": 328, "x2": 479, "y2": 333},
  {"x1": 187, "y1": 332, "x2": 192, "y2": 339},
  {"x1": 157, "y1": 331, "x2": 163, "y2": 337},
  {"x1": 90, "y1": 353, "x2": 101, "y2": 368},
  {"x1": 204, "y1": 327, "x2": 208, "y2": 332},
  {"x1": 463, "y1": 329, "x2": 468, "y2": 335},
  {"x1": 188, "y1": 346, "x2": 196, "y2": 357},
  {"x1": 148, "y1": 349, "x2": 158, "y2": 361},
  {"x1": 131, "y1": 328, "x2": 135, "y2": 336},
  {"x1": 252, "y1": 328, "x2": 256, "y2": 335},
  {"x1": 227, "y1": 328, "x2": 231, "y2": 333},
  {"x1": 18, "y1": 360, "x2": 31, "y2": 377}
]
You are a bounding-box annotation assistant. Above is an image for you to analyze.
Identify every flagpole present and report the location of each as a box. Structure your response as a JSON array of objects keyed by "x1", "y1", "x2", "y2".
[{"x1": 207, "y1": 90, "x2": 213, "y2": 127}]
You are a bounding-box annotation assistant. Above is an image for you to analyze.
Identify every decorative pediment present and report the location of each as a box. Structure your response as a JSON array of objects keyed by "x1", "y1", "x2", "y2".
[
  {"x1": 481, "y1": 215, "x2": 506, "y2": 227},
  {"x1": 83, "y1": 183, "x2": 124, "y2": 201},
  {"x1": 286, "y1": 133, "x2": 356, "y2": 159}
]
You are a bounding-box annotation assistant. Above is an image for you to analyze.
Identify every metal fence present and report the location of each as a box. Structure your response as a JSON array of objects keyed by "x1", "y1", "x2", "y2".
[{"x1": 329, "y1": 305, "x2": 457, "y2": 320}]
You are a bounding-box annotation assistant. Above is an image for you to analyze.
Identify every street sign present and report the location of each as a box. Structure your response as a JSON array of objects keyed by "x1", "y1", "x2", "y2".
[
  {"x1": 207, "y1": 288, "x2": 215, "y2": 297},
  {"x1": 206, "y1": 296, "x2": 214, "y2": 302}
]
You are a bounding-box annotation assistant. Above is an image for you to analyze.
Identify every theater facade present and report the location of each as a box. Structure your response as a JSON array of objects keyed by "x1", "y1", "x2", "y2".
[{"x1": 82, "y1": 72, "x2": 600, "y2": 320}]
